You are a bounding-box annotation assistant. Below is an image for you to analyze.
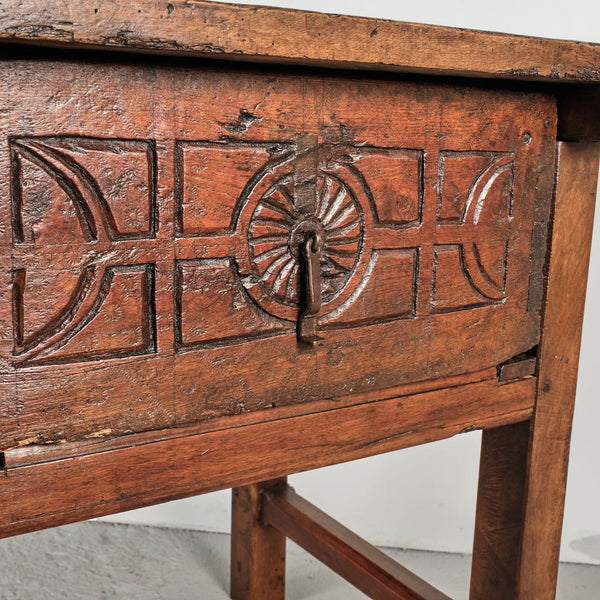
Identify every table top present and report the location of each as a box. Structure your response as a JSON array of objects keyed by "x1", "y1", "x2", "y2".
[{"x1": 0, "y1": 0, "x2": 599, "y2": 84}]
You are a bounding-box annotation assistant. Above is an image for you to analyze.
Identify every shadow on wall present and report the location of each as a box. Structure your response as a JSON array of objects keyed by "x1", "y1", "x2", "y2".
[{"x1": 571, "y1": 536, "x2": 600, "y2": 562}]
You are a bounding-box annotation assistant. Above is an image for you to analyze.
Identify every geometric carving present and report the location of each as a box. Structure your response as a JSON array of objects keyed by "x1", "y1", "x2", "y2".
[
  {"x1": 432, "y1": 151, "x2": 514, "y2": 311},
  {"x1": 0, "y1": 61, "x2": 554, "y2": 453},
  {"x1": 10, "y1": 136, "x2": 156, "y2": 244},
  {"x1": 246, "y1": 166, "x2": 363, "y2": 305},
  {"x1": 234, "y1": 145, "x2": 374, "y2": 323},
  {"x1": 9, "y1": 136, "x2": 157, "y2": 366},
  {"x1": 13, "y1": 264, "x2": 155, "y2": 366},
  {"x1": 321, "y1": 249, "x2": 417, "y2": 326},
  {"x1": 353, "y1": 147, "x2": 423, "y2": 226},
  {"x1": 431, "y1": 244, "x2": 507, "y2": 312},
  {"x1": 462, "y1": 241, "x2": 509, "y2": 298},
  {"x1": 7, "y1": 136, "x2": 519, "y2": 361},
  {"x1": 437, "y1": 151, "x2": 514, "y2": 225},
  {"x1": 175, "y1": 141, "x2": 291, "y2": 236},
  {"x1": 174, "y1": 259, "x2": 291, "y2": 350}
]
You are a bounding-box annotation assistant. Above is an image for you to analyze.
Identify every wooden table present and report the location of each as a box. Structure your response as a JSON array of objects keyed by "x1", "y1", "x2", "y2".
[{"x1": 0, "y1": 2, "x2": 598, "y2": 599}]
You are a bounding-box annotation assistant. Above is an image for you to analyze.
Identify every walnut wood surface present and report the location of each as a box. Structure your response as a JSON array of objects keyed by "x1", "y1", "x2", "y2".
[
  {"x1": 0, "y1": 1, "x2": 599, "y2": 83},
  {"x1": 2, "y1": 368, "x2": 498, "y2": 469},
  {"x1": 231, "y1": 479, "x2": 287, "y2": 600},
  {"x1": 0, "y1": 8, "x2": 598, "y2": 599},
  {"x1": 470, "y1": 421, "x2": 531, "y2": 599},
  {"x1": 0, "y1": 56, "x2": 555, "y2": 452},
  {"x1": 0, "y1": 376, "x2": 534, "y2": 538},
  {"x1": 262, "y1": 484, "x2": 452, "y2": 600},
  {"x1": 497, "y1": 355, "x2": 537, "y2": 382},
  {"x1": 515, "y1": 142, "x2": 600, "y2": 599},
  {"x1": 470, "y1": 144, "x2": 600, "y2": 600}
]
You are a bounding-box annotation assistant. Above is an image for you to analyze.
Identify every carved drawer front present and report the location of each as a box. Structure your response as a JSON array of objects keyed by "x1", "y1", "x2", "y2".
[{"x1": 0, "y1": 58, "x2": 556, "y2": 448}]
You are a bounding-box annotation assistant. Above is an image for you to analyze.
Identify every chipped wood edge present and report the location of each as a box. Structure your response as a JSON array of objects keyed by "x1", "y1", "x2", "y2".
[
  {"x1": 0, "y1": 377, "x2": 535, "y2": 538},
  {"x1": 0, "y1": 0, "x2": 599, "y2": 83}
]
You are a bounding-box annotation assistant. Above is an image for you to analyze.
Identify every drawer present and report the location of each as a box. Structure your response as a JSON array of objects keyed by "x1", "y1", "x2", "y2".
[{"x1": 0, "y1": 57, "x2": 555, "y2": 448}]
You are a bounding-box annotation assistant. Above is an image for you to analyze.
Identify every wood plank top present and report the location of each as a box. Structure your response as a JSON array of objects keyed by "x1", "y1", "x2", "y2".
[{"x1": 0, "y1": 0, "x2": 599, "y2": 83}]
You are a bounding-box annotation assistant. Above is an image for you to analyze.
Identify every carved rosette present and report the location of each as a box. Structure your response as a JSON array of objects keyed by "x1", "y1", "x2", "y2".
[{"x1": 234, "y1": 150, "x2": 374, "y2": 322}]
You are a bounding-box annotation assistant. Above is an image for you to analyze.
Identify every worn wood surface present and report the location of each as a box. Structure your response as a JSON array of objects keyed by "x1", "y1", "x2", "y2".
[
  {"x1": 2, "y1": 368, "x2": 498, "y2": 469},
  {"x1": 262, "y1": 484, "x2": 452, "y2": 600},
  {"x1": 0, "y1": 1, "x2": 599, "y2": 83},
  {"x1": 0, "y1": 9, "x2": 597, "y2": 599},
  {"x1": 470, "y1": 420, "x2": 531, "y2": 599},
  {"x1": 231, "y1": 479, "x2": 287, "y2": 600},
  {"x1": 497, "y1": 352, "x2": 537, "y2": 382},
  {"x1": 0, "y1": 57, "x2": 555, "y2": 451},
  {"x1": 515, "y1": 142, "x2": 600, "y2": 599},
  {"x1": 0, "y1": 376, "x2": 534, "y2": 538}
]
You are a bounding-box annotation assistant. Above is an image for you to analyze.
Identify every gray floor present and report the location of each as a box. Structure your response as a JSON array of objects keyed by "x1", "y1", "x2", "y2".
[{"x1": 0, "y1": 521, "x2": 598, "y2": 599}]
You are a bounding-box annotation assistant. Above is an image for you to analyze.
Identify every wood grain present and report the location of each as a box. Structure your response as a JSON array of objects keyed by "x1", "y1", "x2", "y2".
[
  {"x1": 0, "y1": 376, "x2": 535, "y2": 538},
  {"x1": 0, "y1": 58, "x2": 555, "y2": 451},
  {"x1": 2, "y1": 368, "x2": 498, "y2": 469},
  {"x1": 470, "y1": 421, "x2": 531, "y2": 599},
  {"x1": 231, "y1": 479, "x2": 287, "y2": 600},
  {"x1": 497, "y1": 353, "x2": 537, "y2": 382},
  {"x1": 516, "y1": 142, "x2": 600, "y2": 599},
  {"x1": 0, "y1": 1, "x2": 598, "y2": 83},
  {"x1": 262, "y1": 484, "x2": 452, "y2": 600}
]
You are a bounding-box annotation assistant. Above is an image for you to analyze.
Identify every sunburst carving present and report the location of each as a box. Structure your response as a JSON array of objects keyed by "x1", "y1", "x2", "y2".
[{"x1": 246, "y1": 169, "x2": 364, "y2": 309}]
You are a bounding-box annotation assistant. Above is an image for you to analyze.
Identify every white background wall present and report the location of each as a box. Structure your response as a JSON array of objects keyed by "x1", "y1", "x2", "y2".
[{"x1": 102, "y1": 0, "x2": 600, "y2": 565}]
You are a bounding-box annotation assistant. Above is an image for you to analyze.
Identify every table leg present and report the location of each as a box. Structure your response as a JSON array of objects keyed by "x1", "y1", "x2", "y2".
[
  {"x1": 230, "y1": 478, "x2": 287, "y2": 600},
  {"x1": 471, "y1": 142, "x2": 599, "y2": 599},
  {"x1": 470, "y1": 420, "x2": 531, "y2": 599}
]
